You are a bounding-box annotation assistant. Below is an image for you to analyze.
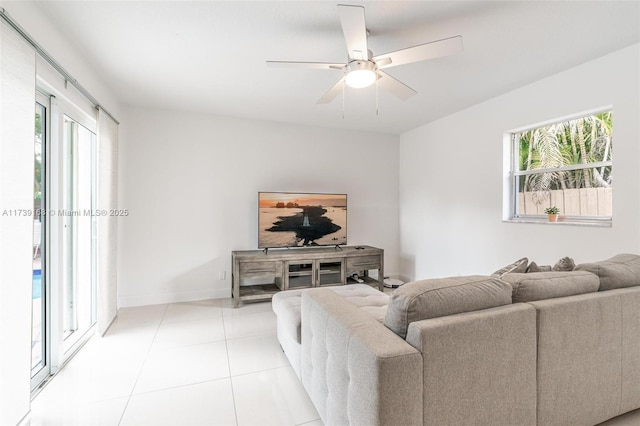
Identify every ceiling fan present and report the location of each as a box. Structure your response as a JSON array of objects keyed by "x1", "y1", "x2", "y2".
[{"x1": 266, "y1": 4, "x2": 463, "y2": 104}]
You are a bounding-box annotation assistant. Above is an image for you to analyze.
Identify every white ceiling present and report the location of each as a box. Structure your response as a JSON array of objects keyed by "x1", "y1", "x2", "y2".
[{"x1": 34, "y1": 1, "x2": 639, "y2": 135}]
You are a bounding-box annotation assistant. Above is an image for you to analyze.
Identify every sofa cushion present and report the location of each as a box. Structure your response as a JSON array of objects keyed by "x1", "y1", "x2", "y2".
[
  {"x1": 384, "y1": 275, "x2": 512, "y2": 339},
  {"x1": 491, "y1": 257, "x2": 528, "y2": 277},
  {"x1": 501, "y1": 271, "x2": 600, "y2": 303},
  {"x1": 574, "y1": 253, "x2": 640, "y2": 291}
]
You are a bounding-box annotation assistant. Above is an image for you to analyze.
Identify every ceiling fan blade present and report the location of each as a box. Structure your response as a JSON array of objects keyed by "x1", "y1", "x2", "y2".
[
  {"x1": 337, "y1": 4, "x2": 368, "y2": 61},
  {"x1": 317, "y1": 78, "x2": 345, "y2": 104},
  {"x1": 266, "y1": 61, "x2": 344, "y2": 70},
  {"x1": 377, "y1": 71, "x2": 416, "y2": 101},
  {"x1": 374, "y1": 35, "x2": 463, "y2": 69},
  {"x1": 375, "y1": 57, "x2": 392, "y2": 68}
]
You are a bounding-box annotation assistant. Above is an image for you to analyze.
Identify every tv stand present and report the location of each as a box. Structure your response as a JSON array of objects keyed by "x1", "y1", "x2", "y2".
[{"x1": 231, "y1": 245, "x2": 384, "y2": 307}]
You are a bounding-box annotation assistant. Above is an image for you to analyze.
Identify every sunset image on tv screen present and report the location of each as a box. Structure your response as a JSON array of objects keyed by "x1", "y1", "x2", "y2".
[{"x1": 258, "y1": 192, "x2": 347, "y2": 248}]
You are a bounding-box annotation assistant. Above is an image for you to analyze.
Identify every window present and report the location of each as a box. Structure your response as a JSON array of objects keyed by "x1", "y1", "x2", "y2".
[{"x1": 508, "y1": 110, "x2": 612, "y2": 225}]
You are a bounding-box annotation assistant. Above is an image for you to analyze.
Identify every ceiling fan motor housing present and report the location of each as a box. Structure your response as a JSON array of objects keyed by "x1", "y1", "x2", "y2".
[{"x1": 344, "y1": 59, "x2": 377, "y2": 88}]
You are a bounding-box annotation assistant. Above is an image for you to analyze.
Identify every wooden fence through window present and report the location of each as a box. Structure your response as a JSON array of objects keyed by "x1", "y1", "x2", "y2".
[{"x1": 517, "y1": 187, "x2": 612, "y2": 216}]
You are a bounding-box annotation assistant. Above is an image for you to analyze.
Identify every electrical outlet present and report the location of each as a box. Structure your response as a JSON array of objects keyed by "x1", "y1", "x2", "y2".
[{"x1": 219, "y1": 271, "x2": 226, "y2": 280}]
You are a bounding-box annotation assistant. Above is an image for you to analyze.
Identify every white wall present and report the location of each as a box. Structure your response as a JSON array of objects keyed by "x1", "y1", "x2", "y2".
[
  {"x1": 118, "y1": 108, "x2": 399, "y2": 307},
  {"x1": 399, "y1": 44, "x2": 640, "y2": 281}
]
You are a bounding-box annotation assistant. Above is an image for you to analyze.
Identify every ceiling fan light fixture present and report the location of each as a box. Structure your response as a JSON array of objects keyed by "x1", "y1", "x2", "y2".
[{"x1": 344, "y1": 60, "x2": 377, "y2": 88}]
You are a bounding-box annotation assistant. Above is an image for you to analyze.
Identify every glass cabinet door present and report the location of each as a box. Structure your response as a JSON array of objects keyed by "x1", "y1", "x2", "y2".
[
  {"x1": 285, "y1": 258, "x2": 345, "y2": 289},
  {"x1": 316, "y1": 259, "x2": 344, "y2": 286},
  {"x1": 286, "y1": 261, "x2": 314, "y2": 289}
]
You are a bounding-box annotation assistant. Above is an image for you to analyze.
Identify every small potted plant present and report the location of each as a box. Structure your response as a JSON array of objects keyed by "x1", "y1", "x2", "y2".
[{"x1": 544, "y1": 206, "x2": 559, "y2": 222}]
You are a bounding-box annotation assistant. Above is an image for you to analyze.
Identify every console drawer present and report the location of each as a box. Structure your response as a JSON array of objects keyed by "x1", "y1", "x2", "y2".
[
  {"x1": 346, "y1": 255, "x2": 381, "y2": 273},
  {"x1": 239, "y1": 261, "x2": 282, "y2": 277}
]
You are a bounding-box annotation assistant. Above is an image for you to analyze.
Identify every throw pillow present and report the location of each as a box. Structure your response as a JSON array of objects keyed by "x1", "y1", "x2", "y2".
[
  {"x1": 492, "y1": 257, "x2": 528, "y2": 277},
  {"x1": 526, "y1": 261, "x2": 552, "y2": 273},
  {"x1": 552, "y1": 257, "x2": 575, "y2": 271}
]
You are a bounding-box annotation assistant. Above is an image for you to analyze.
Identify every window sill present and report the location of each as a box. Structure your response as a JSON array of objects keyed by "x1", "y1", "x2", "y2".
[{"x1": 504, "y1": 218, "x2": 612, "y2": 228}]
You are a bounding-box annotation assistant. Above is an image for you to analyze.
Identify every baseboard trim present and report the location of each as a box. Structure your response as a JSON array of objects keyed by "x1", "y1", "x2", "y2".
[{"x1": 118, "y1": 288, "x2": 230, "y2": 308}]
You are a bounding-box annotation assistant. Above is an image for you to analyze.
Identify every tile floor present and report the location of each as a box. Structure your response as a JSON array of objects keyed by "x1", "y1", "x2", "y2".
[
  {"x1": 27, "y1": 297, "x2": 640, "y2": 426},
  {"x1": 28, "y1": 299, "x2": 322, "y2": 426}
]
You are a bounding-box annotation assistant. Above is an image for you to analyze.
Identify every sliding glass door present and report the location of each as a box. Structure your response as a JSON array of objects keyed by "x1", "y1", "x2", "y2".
[
  {"x1": 31, "y1": 96, "x2": 48, "y2": 391},
  {"x1": 31, "y1": 94, "x2": 98, "y2": 393},
  {"x1": 60, "y1": 114, "x2": 97, "y2": 353}
]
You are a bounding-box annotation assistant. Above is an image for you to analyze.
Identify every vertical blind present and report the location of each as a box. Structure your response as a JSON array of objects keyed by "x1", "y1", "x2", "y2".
[
  {"x1": 97, "y1": 107, "x2": 119, "y2": 336},
  {"x1": 0, "y1": 19, "x2": 37, "y2": 425}
]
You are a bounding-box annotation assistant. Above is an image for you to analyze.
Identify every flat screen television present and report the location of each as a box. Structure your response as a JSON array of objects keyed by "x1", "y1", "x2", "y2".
[{"x1": 258, "y1": 192, "x2": 347, "y2": 249}]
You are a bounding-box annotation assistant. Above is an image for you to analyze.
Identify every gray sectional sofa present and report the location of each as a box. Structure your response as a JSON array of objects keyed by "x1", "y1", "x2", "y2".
[{"x1": 273, "y1": 253, "x2": 640, "y2": 426}]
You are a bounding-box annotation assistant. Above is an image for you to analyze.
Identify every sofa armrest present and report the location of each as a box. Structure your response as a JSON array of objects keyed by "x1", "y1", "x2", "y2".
[{"x1": 301, "y1": 289, "x2": 422, "y2": 426}]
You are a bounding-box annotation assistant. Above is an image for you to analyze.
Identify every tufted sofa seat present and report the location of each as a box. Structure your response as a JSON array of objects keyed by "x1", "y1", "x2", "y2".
[{"x1": 272, "y1": 283, "x2": 388, "y2": 377}]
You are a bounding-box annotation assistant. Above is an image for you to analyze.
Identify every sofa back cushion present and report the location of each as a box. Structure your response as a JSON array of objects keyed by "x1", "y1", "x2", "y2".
[
  {"x1": 501, "y1": 271, "x2": 599, "y2": 302},
  {"x1": 574, "y1": 253, "x2": 640, "y2": 291},
  {"x1": 384, "y1": 275, "x2": 512, "y2": 339}
]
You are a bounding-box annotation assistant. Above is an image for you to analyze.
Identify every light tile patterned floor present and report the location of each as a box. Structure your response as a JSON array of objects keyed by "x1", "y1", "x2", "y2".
[
  {"x1": 29, "y1": 298, "x2": 322, "y2": 426},
  {"x1": 27, "y1": 297, "x2": 640, "y2": 426}
]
